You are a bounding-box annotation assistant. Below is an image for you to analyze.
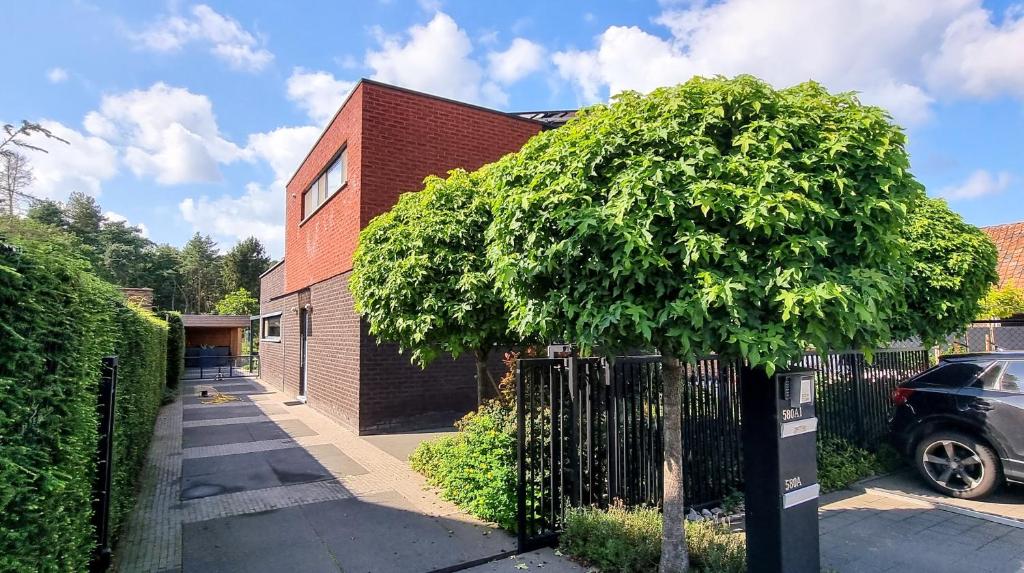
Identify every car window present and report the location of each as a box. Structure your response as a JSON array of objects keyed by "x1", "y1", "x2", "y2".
[
  {"x1": 919, "y1": 361, "x2": 991, "y2": 387},
  {"x1": 974, "y1": 362, "x2": 1005, "y2": 390},
  {"x1": 999, "y1": 361, "x2": 1024, "y2": 394}
]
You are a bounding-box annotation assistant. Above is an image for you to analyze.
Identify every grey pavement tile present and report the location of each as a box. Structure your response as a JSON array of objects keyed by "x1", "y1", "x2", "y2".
[
  {"x1": 183, "y1": 507, "x2": 340, "y2": 573},
  {"x1": 301, "y1": 492, "x2": 515, "y2": 573},
  {"x1": 273, "y1": 418, "x2": 318, "y2": 438},
  {"x1": 182, "y1": 421, "x2": 298, "y2": 448},
  {"x1": 182, "y1": 404, "x2": 265, "y2": 422},
  {"x1": 181, "y1": 446, "x2": 351, "y2": 500}
]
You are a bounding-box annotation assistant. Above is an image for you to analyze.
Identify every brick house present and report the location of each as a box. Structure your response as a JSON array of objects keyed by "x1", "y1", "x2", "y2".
[
  {"x1": 258, "y1": 79, "x2": 571, "y2": 434},
  {"x1": 983, "y1": 221, "x2": 1024, "y2": 287}
]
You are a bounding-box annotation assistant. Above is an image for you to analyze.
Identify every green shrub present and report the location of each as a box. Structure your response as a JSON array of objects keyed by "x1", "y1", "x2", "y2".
[
  {"x1": 560, "y1": 505, "x2": 746, "y2": 573},
  {"x1": 817, "y1": 437, "x2": 882, "y2": 493},
  {"x1": 410, "y1": 401, "x2": 518, "y2": 529},
  {"x1": 0, "y1": 217, "x2": 168, "y2": 571},
  {"x1": 164, "y1": 311, "x2": 185, "y2": 389}
]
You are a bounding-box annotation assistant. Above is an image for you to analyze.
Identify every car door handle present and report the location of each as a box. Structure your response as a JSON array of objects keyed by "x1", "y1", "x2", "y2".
[{"x1": 969, "y1": 400, "x2": 994, "y2": 412}]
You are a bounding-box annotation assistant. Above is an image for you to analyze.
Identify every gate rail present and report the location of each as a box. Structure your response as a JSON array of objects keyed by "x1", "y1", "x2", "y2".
[{"x1": 183, "y1": 354, "x2": 259, "y2": 380}]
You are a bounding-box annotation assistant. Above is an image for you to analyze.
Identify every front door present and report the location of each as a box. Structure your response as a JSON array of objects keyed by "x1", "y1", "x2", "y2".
[{"x1": 298, "y1": 307, "x2": 309, "y2": 402}]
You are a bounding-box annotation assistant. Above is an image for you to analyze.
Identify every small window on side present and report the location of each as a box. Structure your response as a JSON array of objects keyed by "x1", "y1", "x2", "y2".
[
  {"x1": 303, "y1": 189, "x2": 314, "y2": 219},
  {"x1": 262, "y1": 315, "x2": 281, "y2": 340},
  {"x1": 327, "y1": 149, "x2": 347, "y2": 194},
  {"x1": 974, "y1": 362, "x2": 1005, "y2": 390},
  {"x1": 920, "y1": 360, "x2": 991, "y2": 387}
]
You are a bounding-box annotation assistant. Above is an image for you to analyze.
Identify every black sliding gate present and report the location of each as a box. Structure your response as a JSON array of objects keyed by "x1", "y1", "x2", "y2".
[
  {"x1": 91, "y1": 356, "x2": 117, "y2": 572},
  {"x1": 515, "y1": 349, "x2": 930, "y2": 551}
]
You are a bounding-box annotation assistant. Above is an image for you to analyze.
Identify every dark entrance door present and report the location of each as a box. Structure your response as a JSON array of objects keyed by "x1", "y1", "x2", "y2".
[{"x1": 298, "y1": 307, "x2": 310, "y2": 401}]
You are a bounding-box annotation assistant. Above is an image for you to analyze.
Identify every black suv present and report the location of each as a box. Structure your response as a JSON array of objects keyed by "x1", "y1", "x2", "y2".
[{"x1": 890, "y1": 352, "x2": 1024, "y2": 499}]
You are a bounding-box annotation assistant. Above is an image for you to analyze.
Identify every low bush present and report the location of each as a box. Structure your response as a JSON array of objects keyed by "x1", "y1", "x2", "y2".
[
  {"x1": 0, "y1": 218, "x2": 168, "y2": 570},
  {"x1": 817, "y1": 437, "x2": 882, "y2": 493},
  {"x1": 560, "y1": 504, "x2": 746, "y2": 573},
  {"x1": 164, "y1": 311, "x2": 185, "y2": 389},
  {"x1": 410, "y1": 401, "x2": 517, "y2": 530}
]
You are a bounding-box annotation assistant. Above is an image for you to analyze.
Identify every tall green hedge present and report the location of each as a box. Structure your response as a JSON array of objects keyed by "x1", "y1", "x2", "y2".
[
  {"x1": 164, "y1": 311, "x2": 185, "y2": 389},
  {"x1": 0, "y1": 218, "x2": 168, "y2": 571}
]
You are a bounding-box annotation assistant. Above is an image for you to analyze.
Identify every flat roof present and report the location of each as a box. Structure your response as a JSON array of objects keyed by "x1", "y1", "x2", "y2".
[{"x1": 181, "y1": 315, "x2": 252, "y2": 328}]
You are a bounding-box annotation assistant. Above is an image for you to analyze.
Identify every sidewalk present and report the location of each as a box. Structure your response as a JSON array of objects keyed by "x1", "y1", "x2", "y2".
[{"x1": 114, "y1": 375, "x2": 585, "y2": 573}]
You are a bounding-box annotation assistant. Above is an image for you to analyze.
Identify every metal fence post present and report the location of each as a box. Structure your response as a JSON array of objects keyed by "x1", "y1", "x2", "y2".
[
  {"x1": 91, "y1": 356, "x2": 117, "y2": 573},
  {"x1": 516, "y1": 359, "x2": 528, "y2": 553}
]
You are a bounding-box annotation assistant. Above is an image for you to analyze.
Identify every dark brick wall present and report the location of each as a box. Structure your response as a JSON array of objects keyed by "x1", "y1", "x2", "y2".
[
  {"x1": 305, "y1": 272, "x2": 361, "y2": 431},
  {"x1": 258, "y1": 262, "x2": 297, "y2": 394}
]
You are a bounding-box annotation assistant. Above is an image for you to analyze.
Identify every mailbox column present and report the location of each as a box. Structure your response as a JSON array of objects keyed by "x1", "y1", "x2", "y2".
[{"x1": 741, "y1": 366, "x2": 820, "y2": 573}]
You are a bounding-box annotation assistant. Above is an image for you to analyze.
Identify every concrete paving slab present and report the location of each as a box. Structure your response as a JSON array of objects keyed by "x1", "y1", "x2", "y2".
[
  {"x1": 301, "y1": 492, "x2": 516, "y2": 573},
  {"x1": 362, "y1": 428, "x2": 456, "y2": 462},
  {"x1": 182, "y1": 394, "x2": 254, "y2": 406},
  {"x1": 863, "y1": 470, "x2": 1024, "y2": 523},
  {"x1": 182, "y1": 420, "x2": 315, "y2": 449},
  {"x1": 273, "y1": 443, "x2": 368, "y2": 478},
  {"x1": 461, "y1": 548, "x2": 586, "y2": 572},
  {"x1": 183, "y1": 506, "x2": 340, "y2": 573},
  {"x1": 182, "y1": 404, "x2": 265, "y2": 422}
]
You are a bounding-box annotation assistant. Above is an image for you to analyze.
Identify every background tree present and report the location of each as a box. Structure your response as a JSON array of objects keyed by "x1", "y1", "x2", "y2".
[
  {"x1": 214, "y1": 288, "x2": 259, "y2": 315},
  {"x1": 351, "y1": 169, "x2": 509, "y2": 405},
  {"x1": 0, "y1": 151, "x2": 33, "y2": 215},
  {"x1": 485, "y1": 77, "x2": 954, "y2": 571},
  {"x1": 978, "y1": 282, "x2": 1024, "y2": 319},
  {"x1": 147, "y1": 245, "x2": 183, "y2": 311},
  {"x1": 892, "y1": 197, "x2": 998, "y2": 341},
  {"x1": 222, "y1": 236, "x2": 271, "y2": 298},
  {"x1": 64, "y1": 192, "x2": 104, "y2": 264},
  {"x1": 1, "y1": 120, "x2": 69, "y2": 159},
  {"x1": 26, "y1": 199, "x2": 66, "y2": 229},
  {"x1": 179, "y1": 233, "x2": 223, "y2": 313}
]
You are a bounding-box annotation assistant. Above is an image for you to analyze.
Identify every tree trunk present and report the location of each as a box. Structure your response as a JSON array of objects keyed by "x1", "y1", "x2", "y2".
[
  {"x1": 660, "y1": 354, "x2": 690, "y2": 573},
  {"x1": 473, "y1": 348, "x2": 499, "y2": 406}
]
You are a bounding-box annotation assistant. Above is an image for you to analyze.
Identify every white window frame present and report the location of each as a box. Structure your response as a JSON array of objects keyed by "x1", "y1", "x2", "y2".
[
  {"x1": 261, "y1": 311, "x2": 283, "y2": 342},
  {"x1": 301, "y1": 147, "x2": 348, "y2": 223}
]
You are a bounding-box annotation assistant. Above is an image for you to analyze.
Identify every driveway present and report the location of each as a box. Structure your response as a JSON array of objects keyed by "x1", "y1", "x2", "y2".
[
  {"x1": 819, "y1": 472, "x2": 1024, "y2": 572},
  {"x1": 113, "y1": 375, "x2": 584, "y2": 573}
]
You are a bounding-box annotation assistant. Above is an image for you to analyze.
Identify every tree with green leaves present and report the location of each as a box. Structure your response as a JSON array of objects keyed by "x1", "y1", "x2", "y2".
[
  {"x1": 484, "y1": 76, "x2": 961, "y2": 571},
  {"x1": 222, "y1": 236, "x2": 271, "y2": 297},
  {"x1": 179, "y1": 233, "x2": 223, "y2": 314},
  {"x1": 978, "y1": 282, "x2": 1024, "y2": 319},
  {"x1": 25, "y1": 199, "x2": 66, "y2": 230},
  {"x1": 892, "y1": 197, "x2": 998, "y2": 340},
  {"x1": 351, "y1": 169, "x2": 509, "y2": 405},
  {"x1": 214, "y1": 288, "x2": 259, "y2": 316},
  {"x1": 64, "y1": 191, "x2": 104, "y2": 263}
]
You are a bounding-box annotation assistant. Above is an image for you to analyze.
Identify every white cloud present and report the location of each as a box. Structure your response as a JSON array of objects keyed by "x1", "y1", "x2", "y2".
[
  {"x1": 104, "y1": 210, "x2": 150, "y2": 238},
  {"x1": 21, "y1": 120, "x2": 118, "y2": 201},
  {"x1": 84, "y1": 82, "x2": 245, "y2": 184},
  {"x1": 553, "y1": 0, "x2": 1024, "y2": 126},
  {"x1": 366, "y1": 12, "x2": 505, "y2": 106},
  {"x1": 488, "y1": 38, "x2": 545, "y2": 84},
  {"x1": 927, "y1": 4, "x2": 1024, "y2": 98},
  {"x1": 286, "y1": 69, "x2": 356, "y2": 125},
  {"x1": 133, "y1": 4, "x2": 273, "y2": 72},
  {"x1": 46, "y1": 67, "x2": 69, "y2": 83},
  {"x1": 246, "y1": 125, "x2": 322, "y2": 187},
  {"x1": 179, "y1": 183, "x2": 285, "y2": 256},
  {"x1": 939, "y1": 169, "x2": 1013, "y2": 200}
]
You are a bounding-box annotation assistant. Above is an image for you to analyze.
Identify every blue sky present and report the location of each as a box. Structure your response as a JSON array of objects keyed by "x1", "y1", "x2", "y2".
[{"x1": 3, "y1": 0, "x2": 1022, "y2": 257}]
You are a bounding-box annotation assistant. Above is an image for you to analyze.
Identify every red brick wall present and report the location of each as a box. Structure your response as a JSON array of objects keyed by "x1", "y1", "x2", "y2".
[
  {"x1": 284, "y1": 85, "x2": 365, "y2": 294},
  {"x1": 359, "y1": 82, "x2": 543, "y2": 229}
]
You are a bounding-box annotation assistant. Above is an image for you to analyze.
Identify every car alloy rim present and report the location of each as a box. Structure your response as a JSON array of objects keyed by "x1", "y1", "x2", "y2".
[{"x1": 922, "y1": 440, "x2": 984, "y2": 492}]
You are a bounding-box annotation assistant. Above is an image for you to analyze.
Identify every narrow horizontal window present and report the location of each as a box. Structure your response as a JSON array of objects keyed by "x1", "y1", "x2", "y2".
[{"x1": 301, "y1": 147, "x2": 348, "y2": 222}]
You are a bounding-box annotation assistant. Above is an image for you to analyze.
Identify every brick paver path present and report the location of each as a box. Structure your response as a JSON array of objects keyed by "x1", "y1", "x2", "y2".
[{"x1": 114, "y1": 375, "x2": 585, "y2": 573}]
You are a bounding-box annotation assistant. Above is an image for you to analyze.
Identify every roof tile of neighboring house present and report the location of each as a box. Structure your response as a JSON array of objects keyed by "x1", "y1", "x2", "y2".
[
  {"x1": 983, "y1": 221, "x2": 1024, "y2": 287},
  {"x1": 180, "y1": 315, "x2": 252, "y2": 328}
]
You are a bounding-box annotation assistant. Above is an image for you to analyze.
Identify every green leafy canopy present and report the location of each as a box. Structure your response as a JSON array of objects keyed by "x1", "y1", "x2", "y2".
[
  {"x1": 351, "y1": 169, "x2": 511, "y2": 366},
  {"x1": 486, "y1": 75, "x2": 932, "y2": 372},
  {"x1": 893, "y1": 197, "x2": 997, "y2": 343}
]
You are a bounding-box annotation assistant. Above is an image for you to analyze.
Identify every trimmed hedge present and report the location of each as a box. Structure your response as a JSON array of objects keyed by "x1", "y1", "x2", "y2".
[
  {"x1": 0, "y1": 218, "x2": 167, "y2": 571},
  {"x1": 164, "y1": 311, "x2": 185, "y2": 389}
]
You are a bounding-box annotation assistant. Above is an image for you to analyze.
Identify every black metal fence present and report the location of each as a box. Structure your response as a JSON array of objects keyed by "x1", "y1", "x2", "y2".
[
  {"x1": 183, "y1": 354, "x2": 259, "y2": 380},
  {"x1": 91, "y1": 356, "x2": 117, "y2": 572},
  {"x1": 515, "y1": 348, "x2": 930, "y2": 551}
]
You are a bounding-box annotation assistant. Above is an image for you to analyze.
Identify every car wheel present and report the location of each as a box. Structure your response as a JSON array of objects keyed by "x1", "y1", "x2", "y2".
[{"x1": 914, "y1": 431, "x2": 1002, "y2": 500}]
